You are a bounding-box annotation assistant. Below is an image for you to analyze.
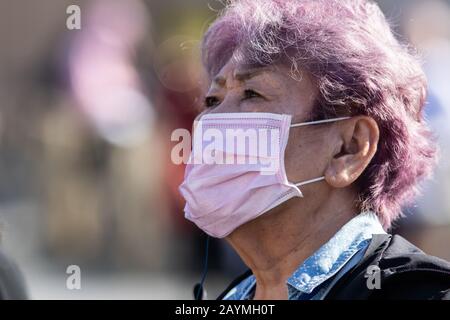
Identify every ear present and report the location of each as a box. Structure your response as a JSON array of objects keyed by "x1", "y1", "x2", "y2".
[{"x1": 325, "y1": 116, "x2": 379, "y2": 188}]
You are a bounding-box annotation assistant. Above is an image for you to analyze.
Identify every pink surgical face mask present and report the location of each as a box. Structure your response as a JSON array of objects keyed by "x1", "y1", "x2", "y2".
[{"x1": 179, "y1": 112, "x2": 350, "y2": 238}]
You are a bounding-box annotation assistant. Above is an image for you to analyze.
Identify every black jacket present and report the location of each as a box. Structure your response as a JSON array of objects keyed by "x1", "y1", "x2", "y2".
[{"x1": 217, "y1": 234, "x2": 450, "y2": 300}]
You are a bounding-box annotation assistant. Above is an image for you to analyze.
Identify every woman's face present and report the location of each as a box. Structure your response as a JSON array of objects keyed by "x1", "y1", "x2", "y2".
[{"x1": 199, "y1": 58, "x2": 339, "y2": 190}]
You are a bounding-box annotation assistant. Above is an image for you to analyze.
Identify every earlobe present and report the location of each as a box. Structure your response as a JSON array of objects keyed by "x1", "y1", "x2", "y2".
[
  {"x1": 325, "y1": 159, "x2": 351, "y2": 188},
  {"x1": 325, "y1": 116, "x2": 379, "y2": 188}
]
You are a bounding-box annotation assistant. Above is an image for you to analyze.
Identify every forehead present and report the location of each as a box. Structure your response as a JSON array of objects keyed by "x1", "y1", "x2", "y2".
[
  {"x1": 215, "y1": 69, "x2": 276, "y2": 88},
  {"x1": 209, "y1": 58, "x2": 318, "y2": 96},
  {"x1": 210, "y1": 59, "x2": 293, "y2": 87}
]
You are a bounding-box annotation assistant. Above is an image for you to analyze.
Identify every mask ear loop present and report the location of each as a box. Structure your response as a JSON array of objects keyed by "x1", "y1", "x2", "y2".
[
  {"x1": 290, "y1": 116, "x2": 351, "y2": 128},
  {"x1": 290, "y1": 116, "x2": 350, "y2": 188},
  {"x1": 295, "y1": 176, "x2": 325, "y2": 187}
]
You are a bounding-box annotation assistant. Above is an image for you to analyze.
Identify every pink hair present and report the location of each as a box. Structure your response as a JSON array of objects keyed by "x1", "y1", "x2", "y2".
[{"x1": 201, "y1": 0, "x2": 437, "y2": 229}]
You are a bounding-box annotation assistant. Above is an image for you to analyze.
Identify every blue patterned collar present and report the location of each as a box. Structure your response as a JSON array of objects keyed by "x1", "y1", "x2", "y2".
[{"x1": 223, "y1": 211, "x2": 386, "y2": 300}]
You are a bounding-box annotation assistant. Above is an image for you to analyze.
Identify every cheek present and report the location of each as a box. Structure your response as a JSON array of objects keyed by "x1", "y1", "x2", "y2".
[
  {"x1": 283, "y1": 130, "x2": 329, "y2": 182},
  {"x1": 240, "y1": 97, "x2": 287, "y2": 113},
  {"x1": 240, "y1": 101, "x2": 274, "y2": 113}
]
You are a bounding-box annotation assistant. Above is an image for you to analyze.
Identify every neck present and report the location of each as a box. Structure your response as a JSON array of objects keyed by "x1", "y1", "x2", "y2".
[{"x1": 226, "y1": 188, "x2": 358, "y2": 300}]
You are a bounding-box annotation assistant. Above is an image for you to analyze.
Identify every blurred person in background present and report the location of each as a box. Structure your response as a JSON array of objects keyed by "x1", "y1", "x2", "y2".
[
  {"x1": 1, "y1": 0, "x2": 176, "y2": 299},
  {"x1": 0, "y1": 250, "x2": 28, "y2": 299},
  {"x1": 0, "y1": 113, "x2": 28, "y2": 299},
  {"x1": 179, "y1": 0, "x2": 450, "y2": 300}
]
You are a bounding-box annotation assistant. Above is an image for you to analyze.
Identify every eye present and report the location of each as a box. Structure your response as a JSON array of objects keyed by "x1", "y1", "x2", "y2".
[
  {"x1": 243, "y1": 89, "x2": 261, "y2": 100},
  {"x1": 204, "y1": 96, "x2": 220, "y2": 108}
]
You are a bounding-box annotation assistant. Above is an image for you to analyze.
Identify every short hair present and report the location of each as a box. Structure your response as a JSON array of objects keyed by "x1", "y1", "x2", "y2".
[{"x1": 201, "y1": 0, "x2": 437, "y2": 228}]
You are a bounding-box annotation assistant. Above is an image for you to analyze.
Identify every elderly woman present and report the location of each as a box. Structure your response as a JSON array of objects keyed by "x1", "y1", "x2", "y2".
[{"x1": 179, "y1": 0, "x2": 450, "y2": 300}]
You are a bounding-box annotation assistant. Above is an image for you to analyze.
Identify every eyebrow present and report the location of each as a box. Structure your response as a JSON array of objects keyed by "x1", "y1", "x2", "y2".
[{"x1": 212, "y1": 66, "x2": 272, "y2": 86}]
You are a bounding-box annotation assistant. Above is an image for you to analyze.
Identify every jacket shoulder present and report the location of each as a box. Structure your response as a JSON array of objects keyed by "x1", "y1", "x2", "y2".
[
  {"x1": 381, "y1": 234, "x2": 450, "y2": 272},
  {"x1": 375, "y1": 235, "x2": 450, "y2": 300},
  {"x1": 327, "y1": 234, "x2": 450, "y2": 300}
]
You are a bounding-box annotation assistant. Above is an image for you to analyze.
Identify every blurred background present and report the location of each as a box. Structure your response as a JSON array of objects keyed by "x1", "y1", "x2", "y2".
[{"x1": 0, "y1": 0, "x2": 449, "y2": 299}]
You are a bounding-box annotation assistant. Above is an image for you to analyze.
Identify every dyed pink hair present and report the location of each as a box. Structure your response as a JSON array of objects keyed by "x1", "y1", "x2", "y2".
[{"x1": 201, "y1": 0, "x2": 437, "y2": 229}]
